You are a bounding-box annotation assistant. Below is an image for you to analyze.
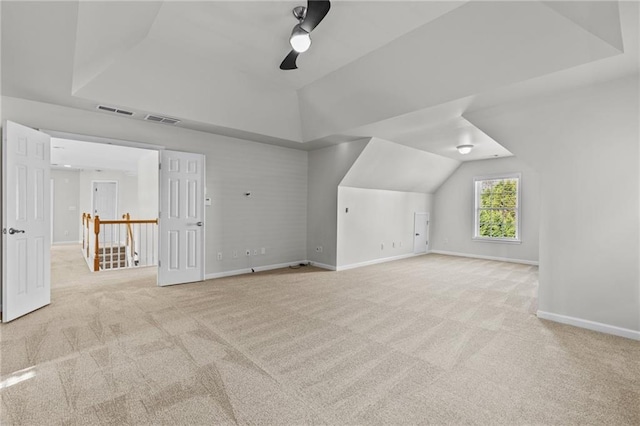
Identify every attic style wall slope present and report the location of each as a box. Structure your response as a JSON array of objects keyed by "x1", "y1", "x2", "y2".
[{"x1": 465, "y1": 76, "x2": 640, "y2": 337}]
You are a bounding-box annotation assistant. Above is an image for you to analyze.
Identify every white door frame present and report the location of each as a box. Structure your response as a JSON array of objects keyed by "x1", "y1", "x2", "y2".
[
  {"x1": 413, "y1": 212, "x2": 430, "y2": 254},
  {"x1": 40, "y1": 130, "x2": 205, "y2": 288}
]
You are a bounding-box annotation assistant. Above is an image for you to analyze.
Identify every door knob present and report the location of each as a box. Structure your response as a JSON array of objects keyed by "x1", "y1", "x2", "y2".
[
  {"x1": 415, "y1": 233, "x2": 420, "y2": 236},
  {"x1": 196, "y1": 222, "x2": 203, "y2": 227},
  {"x1": 8, "y1": 228, "x2": 25, "y2": 235}
]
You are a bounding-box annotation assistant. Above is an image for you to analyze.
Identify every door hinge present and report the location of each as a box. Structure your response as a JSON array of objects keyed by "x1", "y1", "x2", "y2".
[
  {"x1": 159, "y1": 163, "x2": 162, "y2": 170},
  {"x1": 158, "y1": 260, "x2": 161, "y2": 267}
]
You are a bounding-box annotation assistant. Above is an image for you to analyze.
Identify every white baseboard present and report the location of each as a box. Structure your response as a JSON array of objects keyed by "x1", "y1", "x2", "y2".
[
  {"x1": 52, "y1": 240, "x2": 82, "y2": 246},
  {"x1": 336, "y1": 253, "x2": 423, "y2": 272},
  {"x1": 537, "y1": 310, "x2": 640, "y2": 341},
  {"x1": 205, "y1": 260, "x2": 311, "y2": 280},
  {"x1": 308, "y1": 261, "x2": 336, "y2": 271},
  {"x1": 430, "y1": 249, "x2": 539, "y2": 266}
]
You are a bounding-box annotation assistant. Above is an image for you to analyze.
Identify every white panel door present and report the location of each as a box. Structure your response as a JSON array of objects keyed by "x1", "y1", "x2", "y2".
[
  {"x1": 158, "y1": 150, "x2": 205, "y2": 286},
  {"x1": 92, "y1": 181, "x2": 117, "y2": 219},
  {"x1": 413, "y1": 212, "x2": 429, "y2": 254},
  {"x1": 2, "y1": 121, "x2": 51, "y2": 322},
  {"x1": 92, "y1": 181, "x2": 118, "y2": 244}
]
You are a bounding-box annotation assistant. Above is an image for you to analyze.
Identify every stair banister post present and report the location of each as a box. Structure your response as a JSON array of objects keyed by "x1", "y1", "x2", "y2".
[
  {"x1": 94, "y1": 215, "x2": 101, "y2": 272},
  {"x1": 86, "y1": 214, "x2": 91, "y2": 258}
]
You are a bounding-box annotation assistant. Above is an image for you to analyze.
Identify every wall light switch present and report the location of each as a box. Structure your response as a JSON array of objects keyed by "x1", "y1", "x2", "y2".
[{"x1": 205, "y1": 197, "x2": 212, "y2": 206}]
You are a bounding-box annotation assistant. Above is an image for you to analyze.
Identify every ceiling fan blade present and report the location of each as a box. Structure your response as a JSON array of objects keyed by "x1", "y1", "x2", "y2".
[
  {"x1": 300, "y1": 0, "x2": 330, "y2": 33},
  {"x1": 280, "y1": 50, "x2": 300, "y2": 70}
]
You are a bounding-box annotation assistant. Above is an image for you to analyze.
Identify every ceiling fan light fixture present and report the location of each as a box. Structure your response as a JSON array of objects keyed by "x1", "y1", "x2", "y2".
[
  {"x1": 290, "y1": 24, "x2": 311, "y2": 53},
  {"x1": 456, "y1": 144, "x2": 474, "y2": 155}
]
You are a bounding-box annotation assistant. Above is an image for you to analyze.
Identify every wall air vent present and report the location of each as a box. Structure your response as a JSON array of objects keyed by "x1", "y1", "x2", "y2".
[
  {"x1": 97, "y1": 105, "x2": 134, "y2": 116},
  {"x1": 145, "y1": 114, "x2": 180, "y2": 125}
]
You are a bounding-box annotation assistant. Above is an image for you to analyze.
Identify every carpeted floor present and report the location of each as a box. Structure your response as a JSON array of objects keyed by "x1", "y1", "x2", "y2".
[{"x1": 1, "y1": 245, "x2": 638, "y2": 425}]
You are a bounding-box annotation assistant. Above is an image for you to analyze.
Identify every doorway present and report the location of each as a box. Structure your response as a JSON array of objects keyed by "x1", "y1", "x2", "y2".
[
  {"x1": 2, "y1": 122, "x2": 206, "y2": 322},
  {"x1": 414, "y1": 212, "x2": 430, "y2": 254},
  {"x1": 92, "y1": 181, "x2": 118, "y2": 219}
]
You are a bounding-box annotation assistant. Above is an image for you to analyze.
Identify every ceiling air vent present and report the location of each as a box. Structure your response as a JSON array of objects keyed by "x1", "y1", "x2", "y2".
[
  {"x1": 97, "y1": 105, "x2": 134, "y2": 116},
  {"x1": 145, "y1": 114, "x2": 180, "y2": 125}
]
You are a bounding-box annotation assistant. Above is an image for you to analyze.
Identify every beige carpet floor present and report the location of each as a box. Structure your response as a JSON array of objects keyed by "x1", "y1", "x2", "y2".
[{"x1": 1, "y1": 245, "x2": 638, "y2": 425}]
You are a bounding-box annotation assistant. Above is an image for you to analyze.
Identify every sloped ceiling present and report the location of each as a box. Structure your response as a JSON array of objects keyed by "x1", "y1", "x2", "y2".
[
  {"x1": 340, "y1": 138, "x2": 460, "y2": 193},
  {"x1": 1, "y1": 1, "x2": 636, "y2": 161}
]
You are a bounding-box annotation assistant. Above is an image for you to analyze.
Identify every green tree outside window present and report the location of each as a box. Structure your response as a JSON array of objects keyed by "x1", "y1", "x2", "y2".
[{"x1": 475, "y1": 177, "x2": 519, "y2": 240}]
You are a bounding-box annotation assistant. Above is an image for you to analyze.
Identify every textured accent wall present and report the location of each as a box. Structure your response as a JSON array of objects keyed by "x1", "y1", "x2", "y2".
[{"x1": 2, "y1": 97, "x2": 309, "y2": 276}]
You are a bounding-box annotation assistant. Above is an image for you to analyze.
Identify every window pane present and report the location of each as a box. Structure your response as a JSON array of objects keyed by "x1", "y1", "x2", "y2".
[{"x1": 475, "y1": 175, "x2": 519, "y2": 240}]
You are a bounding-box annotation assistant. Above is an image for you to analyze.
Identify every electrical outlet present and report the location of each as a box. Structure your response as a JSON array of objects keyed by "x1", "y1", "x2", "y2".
[
  {"x1": 245, "y1": 250, "x2": 251, "y2": 256},
  {"x1": 381, "y1": 243, "x2": 384, "y2": 250},
  {"x1": 392, "y1": 242, "x2": 395, "y2": 248},
  {"x1": 217, "y1": 252, "x2": 223, "y2": 261},
  {"x1": 233, "y1": 250, "x2": 238, "y2": 258},
  {"x1": 261, "y1": 247, "x2": 266, "y2": 255},
  {"x1": 253, "y1": 249, "x2": 258, "y2": 256}
]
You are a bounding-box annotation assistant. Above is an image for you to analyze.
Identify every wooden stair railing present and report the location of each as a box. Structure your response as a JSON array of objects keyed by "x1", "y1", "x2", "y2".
[
  {"x1": 82, "y1": 213, "x2": 92, "y2": 258},
  {"x1": 82, "y1": 213, "x2": 158, "y2": 271},
  {"x1": 123, "y1": 213, "x2": 135, "y2": 267},
  {"x1": 94, "y1": 215, "x2": 101, "y2": 272}
]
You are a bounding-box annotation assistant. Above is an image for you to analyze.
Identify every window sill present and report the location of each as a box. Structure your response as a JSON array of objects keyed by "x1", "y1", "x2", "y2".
[{"x1": 472, "y1": 237, "x2": 522, "y2": 245}]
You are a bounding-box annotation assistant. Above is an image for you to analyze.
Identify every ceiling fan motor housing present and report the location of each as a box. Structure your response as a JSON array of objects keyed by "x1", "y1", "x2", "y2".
[{"x1": 293, "y1": 6, "x2": 307, "y2": 21}]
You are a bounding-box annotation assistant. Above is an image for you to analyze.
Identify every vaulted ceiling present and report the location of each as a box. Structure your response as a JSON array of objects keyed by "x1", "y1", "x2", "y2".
[{"x1": 2, "y1": 1, "x2": 638, "y2": 162}]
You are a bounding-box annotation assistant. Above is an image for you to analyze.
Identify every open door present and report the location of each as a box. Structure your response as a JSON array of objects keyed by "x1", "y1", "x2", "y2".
[
  {"x1": 2, "y1": 121, "x2": 51, "y2": 322},
  {"x1": 158, "y1": 150, "x2": 205, "y2": 286}
]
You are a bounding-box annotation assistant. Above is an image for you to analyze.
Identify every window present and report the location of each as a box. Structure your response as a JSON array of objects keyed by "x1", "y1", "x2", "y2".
[{"x1": 473, "y1": 173, "x2": 521, "y2": 242}]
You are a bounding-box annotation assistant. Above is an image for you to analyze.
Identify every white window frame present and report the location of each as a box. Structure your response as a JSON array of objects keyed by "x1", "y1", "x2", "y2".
[{"x1": 473, "y1": 173, "x2": 521, "y2": 244}]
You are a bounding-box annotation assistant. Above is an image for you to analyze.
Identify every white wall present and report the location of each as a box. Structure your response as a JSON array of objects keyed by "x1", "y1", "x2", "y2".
[
  {"x1": 466, "y1": 75, "x2": 639, "y2": 334},
  {"x1": 432, "y1": 156, "x2": 540, "y2": 264},
  {"x1": 79, "y1": 170, "x2": 139, "y2": 220},
  {"x1": 337, "y1": 187, "x2": 433, "y2": 269},
  {"x1": 51, "y1": 169, "x2": 81, "y2": 243},
  {"x1": 307, "y1": 140, "x2": 369, "y2": 268},
  {"x1": 2, "y1": 96, "x2": 309, "y2": 277},
  {"x1": 137, "y1": 150, "x2": 158, "y2": 219}
]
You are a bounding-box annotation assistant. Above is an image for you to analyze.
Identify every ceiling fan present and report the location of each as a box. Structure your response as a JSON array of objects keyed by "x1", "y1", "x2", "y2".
[{"x1": 280, "y1": 0, "x2": 331, "y2": 70}]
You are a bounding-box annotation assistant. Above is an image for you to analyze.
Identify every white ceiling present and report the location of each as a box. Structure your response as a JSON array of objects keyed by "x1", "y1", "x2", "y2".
[
  {"x1": 2, "y1": 1, "x2": 638, "y2": 162},
  {"x1": 50, "y1": 138, "x2": 152, "y2": 173}
]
